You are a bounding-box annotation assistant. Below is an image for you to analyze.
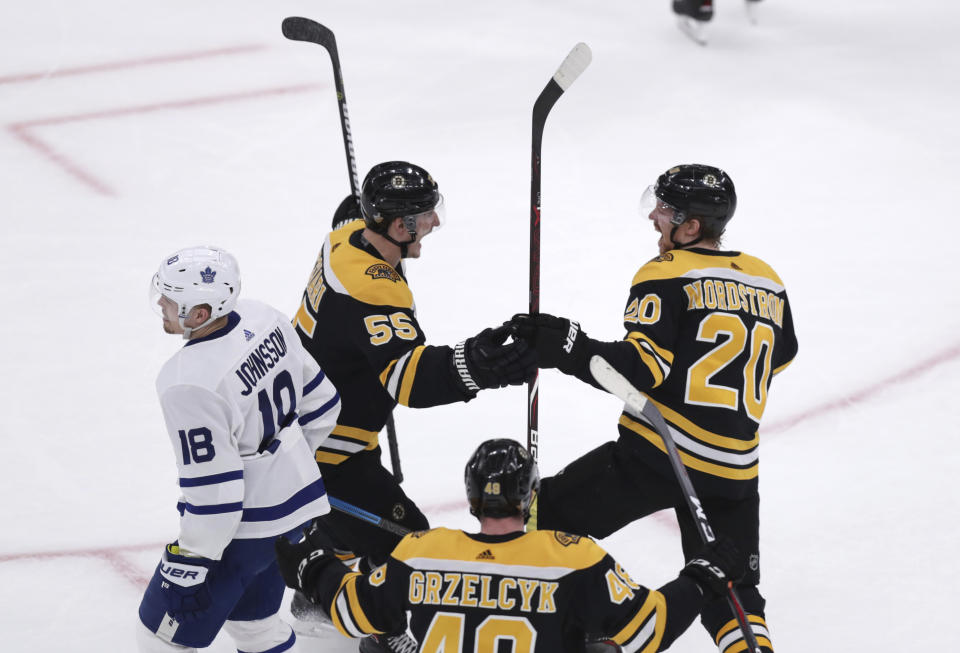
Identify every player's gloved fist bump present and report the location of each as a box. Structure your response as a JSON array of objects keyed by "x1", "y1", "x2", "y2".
[
  {"x1": 452, "y1": 324, "x2": 537, "y2": 396},
  {"x1": 158, "y1": 544, "x2": 217, "y2": 622},
  {"x1": 679, "y1": 536, "x2": 745, "y2": 597},
  {"x1": 510, "y1": 313, "x2": 590, "y2": 375},
  {"x1": 274, "y1": 533, "x2": 339, "y2": 597}
]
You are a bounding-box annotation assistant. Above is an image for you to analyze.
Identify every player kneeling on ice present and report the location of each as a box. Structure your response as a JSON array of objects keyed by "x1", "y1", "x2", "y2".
[
  {"x1": 137, "y1": 246, "x2": 340, "y2": 653},
  {"x1": 275, "y1": 438, "x2": 744, "y2": 653}
]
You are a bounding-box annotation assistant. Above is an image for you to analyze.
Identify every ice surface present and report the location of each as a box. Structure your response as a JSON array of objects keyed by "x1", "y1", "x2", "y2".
[{"x1": 1, "y1": 0, "x2": 958, "y2": 650}]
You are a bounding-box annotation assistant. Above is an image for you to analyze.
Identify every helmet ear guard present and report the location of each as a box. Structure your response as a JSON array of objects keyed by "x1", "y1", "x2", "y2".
[{"x1": 464, "y1": 439, "x2": 540, "y2": 522}]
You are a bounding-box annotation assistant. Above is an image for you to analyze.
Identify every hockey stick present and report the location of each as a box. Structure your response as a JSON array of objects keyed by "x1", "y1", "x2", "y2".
[
  {"x1": 588, "y1": 355, "x2": 764, "y2": 653},
  {"x1": 328, "y1": 496, "x2": 411, "y2": 538},
  {"x1": 527, "y1": 42, "x2": 592, "y2": 463},
  {"x1": 282, "y1": 16, "x2": 360, "y2": 196},
  {"x1": 284, "y1": 16, "x2": 404, "y2": 483}
]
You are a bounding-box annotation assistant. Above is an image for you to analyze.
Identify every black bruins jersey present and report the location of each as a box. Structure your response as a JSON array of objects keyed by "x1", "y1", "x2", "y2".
[
  {"x1": 585, "y1": 248, "x2": 798, "y2": 499},
  {"x1": 293, "y1": 222, "x2": 470, "y2": 465},
  {"x1": 312, "y1": 527, "x2": 706, "y2": 653}
]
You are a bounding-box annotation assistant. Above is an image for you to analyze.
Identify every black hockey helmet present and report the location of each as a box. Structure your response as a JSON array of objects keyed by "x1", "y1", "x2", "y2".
[
  {"x1": 332, "y1": 195, "x2": 362, "y2": 231},
  {"x1": 360, "y1": 161, "x2": 440, "y2": 235},
  {"x1": 465, "y1": 439, "x2": 540, "y2": 521},
  {"x1": 648, "y1": 164, "x2": 737, "y2": 239}
]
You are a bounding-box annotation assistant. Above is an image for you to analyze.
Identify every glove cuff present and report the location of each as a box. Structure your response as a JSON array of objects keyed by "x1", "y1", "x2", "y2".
[
  {"x1": 680, "y1": 557, "x2": 728, "y2": 597},
  {"x1": 451, "y1": 340, "x2": 480, "y2": 395}
]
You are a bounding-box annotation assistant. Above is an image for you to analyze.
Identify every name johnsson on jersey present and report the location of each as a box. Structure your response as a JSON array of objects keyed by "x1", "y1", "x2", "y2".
[{"x1": 236, "y1": 326, "x2": 289, "y2": 395}]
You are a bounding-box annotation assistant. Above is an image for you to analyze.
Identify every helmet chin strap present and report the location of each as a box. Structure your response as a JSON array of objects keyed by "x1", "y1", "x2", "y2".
[
  {"x1": 178, "y1": 309, "x2": 218, "y2": 340},
  {"x1": 667, "y1": 213, "x2": 704, "y2": 250},
  {"x1": 382, "y1": 216, "x2": 419, "y2": 259}
]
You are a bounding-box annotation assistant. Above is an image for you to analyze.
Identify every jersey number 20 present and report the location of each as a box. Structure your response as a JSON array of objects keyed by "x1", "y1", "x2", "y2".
[{"x1": 687, "y1": 313, "x2": 774, "y2": 422}]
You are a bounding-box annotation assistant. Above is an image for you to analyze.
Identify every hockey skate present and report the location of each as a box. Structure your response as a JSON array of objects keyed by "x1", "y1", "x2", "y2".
[
  {"x1": 676, "y1": 15, "x2": 708, "y2": 45},
  {"x1": 673, "y1": 0, "x2": 712, "y2": 45},
  {"x1": 359, "y1": 632, "x2": 418, "y2": 653},
  {"x1": 290, "y1": 590, "x2": 333, "y2": 633}
]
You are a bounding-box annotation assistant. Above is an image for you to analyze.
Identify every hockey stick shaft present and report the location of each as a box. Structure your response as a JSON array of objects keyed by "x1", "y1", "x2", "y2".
[
  {"x1": 588, "y1": 355, "x2": 764, "y2": 653},
  {"x1": 286, "y1": 16, "x2": 404, "y2": 482},
  {"x1": 328, "y1": 496, "x2": 411, "y2": 537},
  {"x1": 527, "y1": 42, "x2": 592, "y2": 462},
  {"x1": 385, "y1": 414, "x2": 403, "y2": 483},
  {"x1": 282, "y1": 16, "x2": 360, "y2": 198}
]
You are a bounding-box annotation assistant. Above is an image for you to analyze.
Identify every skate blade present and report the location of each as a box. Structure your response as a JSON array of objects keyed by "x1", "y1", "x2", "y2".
[{"x1": 677, "y1": 16, "x2": 708, "y2": 45}]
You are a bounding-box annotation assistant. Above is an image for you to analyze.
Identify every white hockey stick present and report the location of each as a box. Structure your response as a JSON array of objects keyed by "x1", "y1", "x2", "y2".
[{"x1": 588, "y1": 355, "x2": 763, "y2": 653}]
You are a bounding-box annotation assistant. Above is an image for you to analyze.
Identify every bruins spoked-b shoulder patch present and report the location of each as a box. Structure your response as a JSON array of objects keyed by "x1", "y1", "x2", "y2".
[
  {"x1": 650, "y1": 252, "x2": 674, "y2": 264},
  {"x1": 554, "y1": 531, "x2": 582, "y2": 547},
  {"x1": 365, "y1": 263, "x2": 401, "y2": 282}
]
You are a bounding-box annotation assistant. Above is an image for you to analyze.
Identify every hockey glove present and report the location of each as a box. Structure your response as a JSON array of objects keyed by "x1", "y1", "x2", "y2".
[
  {"x1": 510, "y1": 313, "x2": 590, "y2": 376},
  {"x1": 679, "y1": 536, "x2": 745, "y2": 597},
  {"x1": 451, "y1": 324, "x2": 537, "y2": 397},
  {"x1": 157, "y1": 544, "x2": 217, "y2": 623},
  {"x1": 274, "y1": 531, "x2": 342, "y2": 603}
]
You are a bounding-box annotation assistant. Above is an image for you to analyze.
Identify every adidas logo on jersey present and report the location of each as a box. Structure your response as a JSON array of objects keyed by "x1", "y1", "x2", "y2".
[
  {"x1": 243, "y1": 329, "x2": 255, "y2": 341},
  {"x1": 476, "y1": 549, "x2": 495, "y2": 560}
]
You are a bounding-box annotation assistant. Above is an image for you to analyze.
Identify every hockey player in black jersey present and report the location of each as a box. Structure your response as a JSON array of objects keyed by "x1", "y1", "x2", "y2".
[
  {"x1": 276, "y1": 438, "x2": 746, "y2": 653},
  {"x1": 290, "y1": 161, "x2": 536, "y2": 650},
  {"x1": 511, "y1": 164, "x2": 797, "y2": 653}
]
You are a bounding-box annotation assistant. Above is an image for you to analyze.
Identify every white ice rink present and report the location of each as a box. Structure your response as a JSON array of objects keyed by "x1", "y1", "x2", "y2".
[{"x1": 1, "y1": 0, "x2": 959, "y2": 651}]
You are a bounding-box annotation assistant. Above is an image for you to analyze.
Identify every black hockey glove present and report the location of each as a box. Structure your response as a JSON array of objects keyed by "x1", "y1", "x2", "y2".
[
  {"x1": 451, "y1": 324, "x2": 537, "y2": 397},
  {"x1": 274, "y1": 531, "x2": 342, "y2": 602},
  {"x1": 510, "y1": 313, "x2": 590, "y2": 376},
  {"x1": 679, "y1": 536, "x2": 745, "y2": 597}
]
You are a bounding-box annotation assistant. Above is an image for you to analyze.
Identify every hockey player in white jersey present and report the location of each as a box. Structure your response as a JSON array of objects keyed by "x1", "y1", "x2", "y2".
[{"x1": 137, "y1": 246, "x2": 341, "y2": 653}]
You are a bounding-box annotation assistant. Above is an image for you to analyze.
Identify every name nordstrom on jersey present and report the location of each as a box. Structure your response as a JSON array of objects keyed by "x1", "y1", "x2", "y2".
[
  {"x1": 683, "y1": 279, "x2": 786, "y2": 327},
  {"x1": 236, "y1": 327, "x2": 289, "y2": 395}
]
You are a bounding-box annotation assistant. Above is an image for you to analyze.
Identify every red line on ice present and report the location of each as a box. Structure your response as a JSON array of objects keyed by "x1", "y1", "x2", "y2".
[
  {"x1": 6, "y1": 83, "x2": 321, "y2": 196},
  {"x1": 763, "y1": 340, "x2": 960, "y2": 435},
  {"x1": 2, "y1": 344, "x2": 958, "y2": 582},
  {"x1": 0, "y1": 44, "x2": 267, "y2": 85}
]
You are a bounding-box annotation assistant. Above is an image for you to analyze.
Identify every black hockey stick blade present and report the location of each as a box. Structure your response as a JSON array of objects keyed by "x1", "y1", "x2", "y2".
[{"x1": 282, "y1": 16, "x2": 335, "y2": 48}]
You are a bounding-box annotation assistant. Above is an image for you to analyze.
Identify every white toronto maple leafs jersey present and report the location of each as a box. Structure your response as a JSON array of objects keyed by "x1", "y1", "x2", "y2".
[{"x1": 156, "y1": 299, "x2": 340, "y2": 560}]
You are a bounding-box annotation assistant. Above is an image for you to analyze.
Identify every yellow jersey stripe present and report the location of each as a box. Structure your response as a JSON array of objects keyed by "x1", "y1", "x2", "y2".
[
  {"x1": 648, "y1": 397, "x2": 758, "y2": 451},
  {"x1": 315, "y1": 450, "x2": 349, "y2": 464},
  {"x1": 619, "y1": 415, "x2": 758, "y2": 481},
  {"x1": 626, "y1": 331, "x2": 674, "y2": 364},
  {"x1": 331, "y1": 425, "x2": 379, "y2": 444},
  {"x1": 379, "y1": 359, "x2": 398, "y2": 388},
  {"x1": 344, "y1": 574, "x2": 381, "y2": 634},
  {"x1": 625, "y1": 339, "x2": 665, "y2": 387},
  {"x1": 612, "y1": 590, "x2": 666, "y2": 652},
  {"x1": 397, "y1": 346, "x2": 426, "y2": 406},
  {"x1": 392, "y1": 528, "x2": 606, "y2": 571},
  {"x1": 330, "y1": 572, "x2": 360, "y2": 636}
]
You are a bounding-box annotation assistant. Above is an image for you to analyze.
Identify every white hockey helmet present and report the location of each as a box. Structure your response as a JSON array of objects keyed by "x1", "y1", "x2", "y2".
[{"x1": 151, "y1": 245, "x2": 241, "y2": 338}]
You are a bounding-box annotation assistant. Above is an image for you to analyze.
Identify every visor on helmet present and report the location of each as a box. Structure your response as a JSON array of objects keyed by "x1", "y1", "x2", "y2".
[
  {"x1": 401, "y1": 193, "x2": 446, "y2": 235},
  {"x1": 640, "y1": 184, "x2": 685, "y2": 225}
]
